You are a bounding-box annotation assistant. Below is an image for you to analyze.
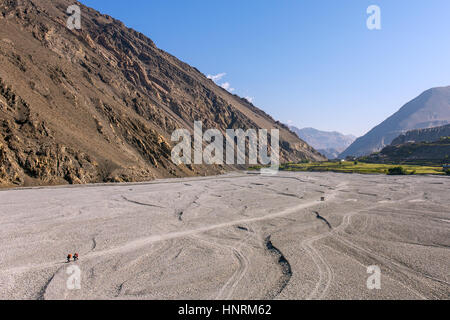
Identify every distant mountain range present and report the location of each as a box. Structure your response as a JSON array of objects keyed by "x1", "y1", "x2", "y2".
[
  {"x1": 340, "y1": 86, "x2": 450, "y2": 158},
  {"x1": 289, "y1": 126, "x2": 356, "y2": 159}
]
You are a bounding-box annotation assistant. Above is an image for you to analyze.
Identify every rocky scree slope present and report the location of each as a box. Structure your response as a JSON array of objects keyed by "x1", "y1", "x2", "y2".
[{"x1": 0, "y1": 0, "x2": 324, "y2": 187}]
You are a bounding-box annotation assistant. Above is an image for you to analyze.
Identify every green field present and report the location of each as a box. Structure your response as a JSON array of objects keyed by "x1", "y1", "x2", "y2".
[{"x1": 253, "y1": 161, "x2": 448, "y2": 175}]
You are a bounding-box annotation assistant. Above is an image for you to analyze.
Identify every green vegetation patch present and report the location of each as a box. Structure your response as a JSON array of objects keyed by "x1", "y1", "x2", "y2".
[
  {"x1": 277, "y1": 161, "x2": 445, "y2": 175},
  {"x1": 387, "y1": 166, "x2": 407, "y2": 175}
]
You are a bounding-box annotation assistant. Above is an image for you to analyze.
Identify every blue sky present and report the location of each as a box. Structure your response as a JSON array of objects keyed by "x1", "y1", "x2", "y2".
[{"x1": 81, "y1": 0, "x2": 450, "y2": 136}]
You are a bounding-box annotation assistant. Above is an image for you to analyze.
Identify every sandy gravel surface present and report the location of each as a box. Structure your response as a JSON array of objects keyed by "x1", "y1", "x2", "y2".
[{"x1": 0, "y1": 172, "x2": 448, "y2": 300}]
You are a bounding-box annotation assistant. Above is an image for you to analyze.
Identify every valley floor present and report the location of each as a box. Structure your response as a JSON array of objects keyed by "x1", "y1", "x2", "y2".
[{"x1": 0, "y1": 172, "x2": 448, "y2": 300}]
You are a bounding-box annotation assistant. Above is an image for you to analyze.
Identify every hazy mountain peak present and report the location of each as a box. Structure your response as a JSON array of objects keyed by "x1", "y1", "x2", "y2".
[{"x1": 289, "y1": 126, "x2": 356, "y2": 159}]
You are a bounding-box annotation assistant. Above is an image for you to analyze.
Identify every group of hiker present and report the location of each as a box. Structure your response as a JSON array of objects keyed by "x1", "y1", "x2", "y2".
[{"x1": 67, "y1": 253, "x2": 79, "y2": 262}]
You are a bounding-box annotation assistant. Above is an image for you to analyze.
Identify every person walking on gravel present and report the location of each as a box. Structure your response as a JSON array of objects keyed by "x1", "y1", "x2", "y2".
[
  {"x1": 73, "y1": 253, "x2": 79, "y2": 262},
  {"x1": 67, "y1": 254, "x2": 72, "y2": 263}
]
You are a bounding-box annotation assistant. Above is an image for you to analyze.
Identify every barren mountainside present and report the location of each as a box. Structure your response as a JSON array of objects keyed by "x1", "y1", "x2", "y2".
[
  {"x1": 340, "y1": 86, "x2": 450, "y2": 158},
  {"x1": 0, "y1": 0, "x2": 323, "y2": 187},
  {"x1": 391, "y1": 124, "x2": 450, "y2": 145},
  {"x1": 361, "y1": 138, "x2": 450, "y2": 165}
]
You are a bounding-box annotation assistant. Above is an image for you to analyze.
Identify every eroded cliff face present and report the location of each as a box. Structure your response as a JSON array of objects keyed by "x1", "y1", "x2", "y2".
[
  {"x1": 0, "y1": 0, "x2": 324, "y2": 187},
  {"x1": 391, "y1": 124, "x2": 450, "y2": 145},
  {"x1": 361, "y1": 138, "x2": 450, "y2": 165}
]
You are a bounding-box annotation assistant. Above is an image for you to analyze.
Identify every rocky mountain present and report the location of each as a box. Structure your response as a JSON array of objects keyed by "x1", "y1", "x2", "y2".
[
  {"x1": 391, "y1": 124, "x2": 450, "y2": 146},
  {"x1": 0, "y1": 0, "x2": 324, "y2": 187},
  {"x1": 289, "y1": 126, "x2": 356, "y2": 159},
  {"x1": 360, "y1": 137, "x2": 450, "y2": 166},
  {"x1": 340, "y1": 87, "x2": 450, "y2": 158}
]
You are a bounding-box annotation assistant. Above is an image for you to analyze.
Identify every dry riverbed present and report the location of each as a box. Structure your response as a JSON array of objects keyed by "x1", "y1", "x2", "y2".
[{"x1": 0, "y1": 172, "x2": 448, "y2": 300}]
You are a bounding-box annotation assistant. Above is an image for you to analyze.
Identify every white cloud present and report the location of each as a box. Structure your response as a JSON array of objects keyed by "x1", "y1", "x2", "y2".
[
  {"x1": 208, "y1": 72, "x2": 243, "y2": 94},
  {"x1": 207, "y1": 73, "x2": 226, "y2": 82},
  {"x1": 220, "y1": 82, "x2": 234, "y2": 92},
  {"x1": 244, "y1": 96, "x2": 254, "y2": 103}
]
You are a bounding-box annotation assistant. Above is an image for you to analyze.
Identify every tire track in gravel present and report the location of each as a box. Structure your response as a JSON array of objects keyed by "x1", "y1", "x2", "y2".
[
  {"x1": 302, "y1": 209, "x2": 367, "y2": 300},
  {"x1": 302, "y1": 233, "x2": 334, "y2": 300},
  {"x1": 322, "y1": 243, "x2": 427, "y2": 300},
  {"x1": 333, "y1": 232, "x2": 445, "y2": 299},
  {"x1": 305, "y1": 192, "x2": 432, "y2": 300},
  {"x1": 185, "y1": 223, "x2": 257, "y2": 300},
  {"x1": 214, "y1": 226, "x2": 254, "y2": 300},
  {"x1": 300, "y1": 181, "x2": 425, "y2": 300}
]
